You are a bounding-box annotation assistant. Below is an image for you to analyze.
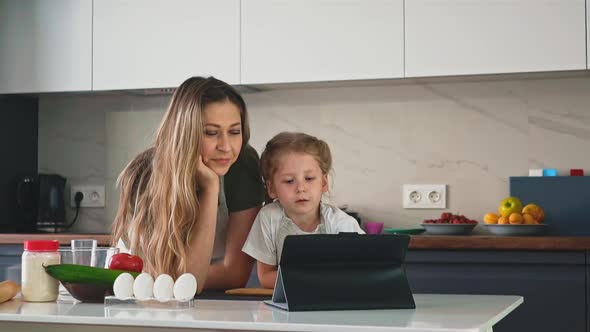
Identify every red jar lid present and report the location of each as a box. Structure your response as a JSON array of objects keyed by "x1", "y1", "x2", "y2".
[{"x1": 24, "y1": 240, "x2": 59, "y2": 252}]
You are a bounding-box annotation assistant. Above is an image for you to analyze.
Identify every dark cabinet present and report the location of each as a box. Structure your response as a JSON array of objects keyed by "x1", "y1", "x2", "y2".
[
  {"x1": 586, "y1": 250, "x2": 590, "y2": 332},
  {"x1": 0, "y1": 244, "x2": 23, "y2": 282},
  {"x1": 405, "y1": 250, "x2": 586, "y2": 332}
]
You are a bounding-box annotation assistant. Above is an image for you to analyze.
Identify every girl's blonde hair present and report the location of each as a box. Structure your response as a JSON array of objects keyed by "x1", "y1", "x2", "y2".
[
  {"x1": 111, "y1": 76, "x2": 249, "y2": 278},
  {"x1": 260, "y1": 132, "x2": 332, "y2": 183}
]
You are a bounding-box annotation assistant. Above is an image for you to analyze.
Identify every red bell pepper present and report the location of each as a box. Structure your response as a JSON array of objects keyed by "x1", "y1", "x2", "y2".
[{"x1": 108, "y1": 253, "x2": 143, "y2": 273}]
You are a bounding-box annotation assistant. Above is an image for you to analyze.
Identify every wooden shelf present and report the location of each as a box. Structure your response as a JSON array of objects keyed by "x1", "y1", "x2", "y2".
[
  {"x1": 409, "y1": 235, "x2": 590, "y2": 251},
  {"x1": 0, "y1": 234, "x2": 111, "y2": 246}
]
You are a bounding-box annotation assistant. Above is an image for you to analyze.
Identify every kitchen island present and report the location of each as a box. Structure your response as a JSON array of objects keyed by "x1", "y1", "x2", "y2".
[
  {"x1": 0, "y1": 234, "x2": 571, "y2": 332},
  {"x1": 0, "y1": 294, "x2": 522, "y2": 332}
]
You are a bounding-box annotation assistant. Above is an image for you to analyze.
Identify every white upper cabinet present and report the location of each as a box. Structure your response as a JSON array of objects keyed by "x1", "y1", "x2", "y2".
[
  {"x1": 405, "y1": 0, "x2": 587, "y2": 77},
  {"x1": 241, "y1": 0, "x2": 404, "y2": 84},
  {"x1": 93, "y1": 0, "x2": 240, "y2": 91},
  {"x1": 587, "y1": 0, "x2": 590, "y2": 69},
  {"x1": 0, "y1": 0, "x2": 92, "y2": 94}
]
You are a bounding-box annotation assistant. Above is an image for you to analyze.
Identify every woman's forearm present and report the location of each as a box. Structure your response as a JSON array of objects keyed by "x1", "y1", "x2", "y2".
[
  {"x1": 187, "y1": 184, "x2": 219, "y2": 293},
  {"x1": 203, "y1": 207, "x2": 259, "y2": 290},
  {"x1": 205, "y1": 255, "x2": 253, "y2": 289}
]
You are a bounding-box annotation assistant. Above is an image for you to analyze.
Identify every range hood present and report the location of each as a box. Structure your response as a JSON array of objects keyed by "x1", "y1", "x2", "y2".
[{"x1": 130, "y1": 85, "x2": 263, "y2": 96}]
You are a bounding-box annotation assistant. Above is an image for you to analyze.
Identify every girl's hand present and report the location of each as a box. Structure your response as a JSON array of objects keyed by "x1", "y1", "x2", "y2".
[{"x1": 197, "y1": 156, "x2": 219, "y2": 191}]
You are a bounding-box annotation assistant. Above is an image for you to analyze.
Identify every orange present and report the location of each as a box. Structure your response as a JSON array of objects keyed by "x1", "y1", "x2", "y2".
[
  {"x1": 508, "y1": 213, "x2": 524, "y2": 224},
  {"x1": 483, "y1": 213, "x2": 499, "y2": 224},
  {"x1": 498, "y1": 216, "x2": 510, "y2": 224},
  {"x1": 522, "y1": 204, "x2": 545, "y2": 223},
  {"x1": 523, "y1": 213, "x2": 538, "y2": 225}
]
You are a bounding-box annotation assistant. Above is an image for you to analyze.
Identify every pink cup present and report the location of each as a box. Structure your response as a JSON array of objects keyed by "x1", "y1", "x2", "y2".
[{"x1": 364, "y1": 222, "x2": 384, "y2": 234}]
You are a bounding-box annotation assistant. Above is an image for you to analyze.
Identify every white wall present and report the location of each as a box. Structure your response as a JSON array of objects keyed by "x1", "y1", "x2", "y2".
[{"x1": 39, "y1": 76, "x2": 590, "y2": 233}]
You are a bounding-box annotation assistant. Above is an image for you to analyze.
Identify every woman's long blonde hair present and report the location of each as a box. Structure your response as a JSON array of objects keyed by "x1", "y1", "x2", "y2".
[{"x1": 111, "y1": 77, "x2": 250, "y2": 278}]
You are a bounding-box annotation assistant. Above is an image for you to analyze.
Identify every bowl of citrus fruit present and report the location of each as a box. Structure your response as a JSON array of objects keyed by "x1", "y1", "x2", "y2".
[{"x1": 483, "y1": 197, "x2": 547, "y2": 236}]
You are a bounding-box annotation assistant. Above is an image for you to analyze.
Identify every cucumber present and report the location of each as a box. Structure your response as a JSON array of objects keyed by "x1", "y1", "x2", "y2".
[{"x1": 44, "y1": 264, "x2": 140, "y2": 284}]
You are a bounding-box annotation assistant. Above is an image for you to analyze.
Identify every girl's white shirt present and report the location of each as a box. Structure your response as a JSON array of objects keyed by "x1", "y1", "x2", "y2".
[{"x1": 242, "y1": 201, "x2": 365, "y2": 266}]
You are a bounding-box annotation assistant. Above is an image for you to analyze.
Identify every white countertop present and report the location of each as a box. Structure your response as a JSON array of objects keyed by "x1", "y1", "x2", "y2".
[{"x1": 0, "y1": 294, "x2": 523, "y2": 332}]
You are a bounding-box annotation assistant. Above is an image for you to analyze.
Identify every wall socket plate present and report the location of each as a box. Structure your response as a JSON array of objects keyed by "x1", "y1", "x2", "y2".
[
  {"x1": 403, "y1": 184, "x2": 446, "y2": 209},
  {"x1": 70, "y1": 185, "x2": 105, "y2": 208}
]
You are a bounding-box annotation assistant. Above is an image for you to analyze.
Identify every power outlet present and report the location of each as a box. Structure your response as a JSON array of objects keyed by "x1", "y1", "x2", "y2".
[
  {"x1": 70, "y1": 185, "x2": 105, "y2": 208},
  {"x1": 403, "y1": 184, "x2": 446, "y2": 209}
]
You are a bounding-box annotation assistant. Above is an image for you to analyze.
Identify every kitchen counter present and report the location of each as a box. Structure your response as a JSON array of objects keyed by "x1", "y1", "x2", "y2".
[
  {"x1": 2, "y1": 234, "x2": 590, "y2": 250},
  {"x1": 0, "y1": 234, "x2": 111, "y2": 246},
  {"x1": 409, "y1": 235, "x2": 590, "y2": 251},
  {"x1": 0, "y1": 294, "x2": 522, "y2": 332}
]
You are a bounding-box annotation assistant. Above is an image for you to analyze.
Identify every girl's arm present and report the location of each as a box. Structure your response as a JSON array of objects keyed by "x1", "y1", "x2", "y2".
[
  {"x1": 204, "y1": 206, "x2": 260, "y2": 289},
  {"x1": 257, "y1": 261, "x2": 278, "y2": 289}
]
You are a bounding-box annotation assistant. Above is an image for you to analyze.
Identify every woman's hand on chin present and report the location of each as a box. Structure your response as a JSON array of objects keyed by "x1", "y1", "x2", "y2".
[{"x1": 197, "y1": 155, "x2": 219, "y2": 192}]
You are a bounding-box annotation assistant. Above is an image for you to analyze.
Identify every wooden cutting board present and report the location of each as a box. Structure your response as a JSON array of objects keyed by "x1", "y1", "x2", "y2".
[{"x1": 224, "y1": 288, "x2": 273, "y2": 296}]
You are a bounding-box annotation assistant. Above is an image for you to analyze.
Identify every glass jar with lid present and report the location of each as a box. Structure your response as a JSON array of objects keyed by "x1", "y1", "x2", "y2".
[{"x1": 21, "y1": 240, "x2": 60, "y2": 302}]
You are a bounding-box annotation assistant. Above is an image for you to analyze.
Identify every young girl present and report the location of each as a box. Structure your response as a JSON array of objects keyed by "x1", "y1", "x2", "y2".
[{"x1": 242, "y1": 132, "x2": 364, "y2": 289}]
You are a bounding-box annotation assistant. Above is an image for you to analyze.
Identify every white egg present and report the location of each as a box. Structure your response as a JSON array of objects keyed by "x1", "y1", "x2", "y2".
[
  {"x1": 133, "y1": 273, "x2": 154, "y2": 300},
  {"x1": 153, "y1": 274, "x2": 174, "y2": 301},
  {"x1": 113, "y1": 273, "x2": 134, "y2": 299},
  {"x1": 173, "y1": 273, "x2": 197, "y2": 301}
]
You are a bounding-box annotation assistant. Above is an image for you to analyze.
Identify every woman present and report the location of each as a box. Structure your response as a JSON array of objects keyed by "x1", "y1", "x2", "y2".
[{"x1": 111, "y1": 77, "x2": 265, "y2": 293}]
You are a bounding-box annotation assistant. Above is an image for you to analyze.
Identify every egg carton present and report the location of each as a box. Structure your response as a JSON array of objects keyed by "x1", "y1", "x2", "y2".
[{"x1": 104, "y1": 296, "x2": 194, "y2": 310}]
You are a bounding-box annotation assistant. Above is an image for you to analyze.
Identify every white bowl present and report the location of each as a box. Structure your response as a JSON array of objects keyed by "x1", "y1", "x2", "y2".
[
  {"x1": 420, "y1": 223, "x2": 477, "y2": 235},
  {"x1": 484, "y1": 224, "x2": 547, "y2": 236}
]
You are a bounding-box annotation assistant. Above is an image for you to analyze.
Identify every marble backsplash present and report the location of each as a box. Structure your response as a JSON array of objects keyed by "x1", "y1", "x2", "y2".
[{"x1": 38, "y1": 76, "x2": 590, "y2": 233}]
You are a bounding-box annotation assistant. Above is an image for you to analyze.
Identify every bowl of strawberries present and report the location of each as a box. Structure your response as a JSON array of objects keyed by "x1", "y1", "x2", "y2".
[{"x1": 421, "y1": 212, "x2": 478, "y2": 235}]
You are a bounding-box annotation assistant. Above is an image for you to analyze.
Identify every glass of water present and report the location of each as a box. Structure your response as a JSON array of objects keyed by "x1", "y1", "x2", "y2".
[{"x1": 71, "y1": 239, "x2": 97, "y2": 267}]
